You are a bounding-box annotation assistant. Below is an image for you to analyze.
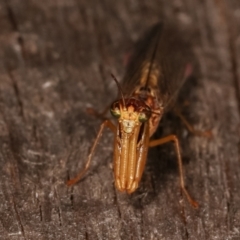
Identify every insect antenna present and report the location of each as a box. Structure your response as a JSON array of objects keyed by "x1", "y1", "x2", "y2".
[{"x1": 111, "y1": 73, "x2": 126, "y2": 109}]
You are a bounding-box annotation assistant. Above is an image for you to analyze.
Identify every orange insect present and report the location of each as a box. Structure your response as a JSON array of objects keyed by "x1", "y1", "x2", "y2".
[{"x1": 67, "y1": 22, "x2": 209, "y2": 208}]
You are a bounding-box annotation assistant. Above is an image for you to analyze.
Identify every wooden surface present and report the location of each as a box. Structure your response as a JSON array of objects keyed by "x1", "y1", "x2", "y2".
[{"x1": 0, "y1": 0, "x2": 240, "y2": 239}]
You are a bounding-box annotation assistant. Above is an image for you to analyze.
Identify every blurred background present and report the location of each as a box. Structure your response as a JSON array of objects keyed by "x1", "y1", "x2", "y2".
[{"x1": 0, "y1": 0, "x2": 240, "y2": 239}]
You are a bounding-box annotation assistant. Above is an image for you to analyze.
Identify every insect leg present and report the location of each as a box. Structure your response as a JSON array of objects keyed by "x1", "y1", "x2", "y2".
[
  {"x1": 149, "y1": 135, "x2": 199, "y2": 208},
  {"x1": 67, "y1": 119, "x2": 116, "y2": 186},
  {"x1": 174, "y1": 108, "x2": 212, "y2": 138}
]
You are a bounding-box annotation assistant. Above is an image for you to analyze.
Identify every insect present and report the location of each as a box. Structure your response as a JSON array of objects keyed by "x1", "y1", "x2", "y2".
[{"x1": 67, "y1": 22, "x2": 205, "y2": 208}]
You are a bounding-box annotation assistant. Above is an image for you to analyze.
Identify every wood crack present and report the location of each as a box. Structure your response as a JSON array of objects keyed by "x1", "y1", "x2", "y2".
[
  {"x1": 11, "y1": 195, "x2": 26, "y2": 240},
  {"x1": 39, "y1": 205, "x2": 43, "y2": 222},
  {"x1": 179, "y1": 194, "x2": 189, "y2": 240},
  {"x1": 5, "y1": 1, "x2": 26, "y2": 60},
  {"x1": 7, "y1": 69, "x2": 25, "y2": 120}
]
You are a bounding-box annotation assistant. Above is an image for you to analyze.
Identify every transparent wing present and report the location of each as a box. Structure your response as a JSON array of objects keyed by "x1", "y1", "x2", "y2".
[{"x1": 121, "y1": 22, "x2": 195, "y2": 110}]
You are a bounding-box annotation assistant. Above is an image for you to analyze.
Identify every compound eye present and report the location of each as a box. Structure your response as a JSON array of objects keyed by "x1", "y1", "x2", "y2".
[
  {"x1": 110, "y1": 108, "x2": 120, "y2": 118},
  {"x1": 138, "y1": 112, "x2": 149, "y2": 122}
]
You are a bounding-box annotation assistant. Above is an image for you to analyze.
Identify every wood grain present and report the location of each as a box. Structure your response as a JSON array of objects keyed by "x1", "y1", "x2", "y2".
[{"x1": 0, "y1": 0, "x2": 239, "y2": 239}]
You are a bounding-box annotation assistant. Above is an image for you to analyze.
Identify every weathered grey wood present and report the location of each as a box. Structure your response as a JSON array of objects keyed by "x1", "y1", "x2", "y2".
[{"x1": 0, "y1": 0, "x2": 239, "y2": 239}]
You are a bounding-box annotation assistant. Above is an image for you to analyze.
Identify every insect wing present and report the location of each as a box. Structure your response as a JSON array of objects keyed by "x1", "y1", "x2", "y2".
[{"x1": 122, "y1": 22, "x2": 195, "y2": 110}]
